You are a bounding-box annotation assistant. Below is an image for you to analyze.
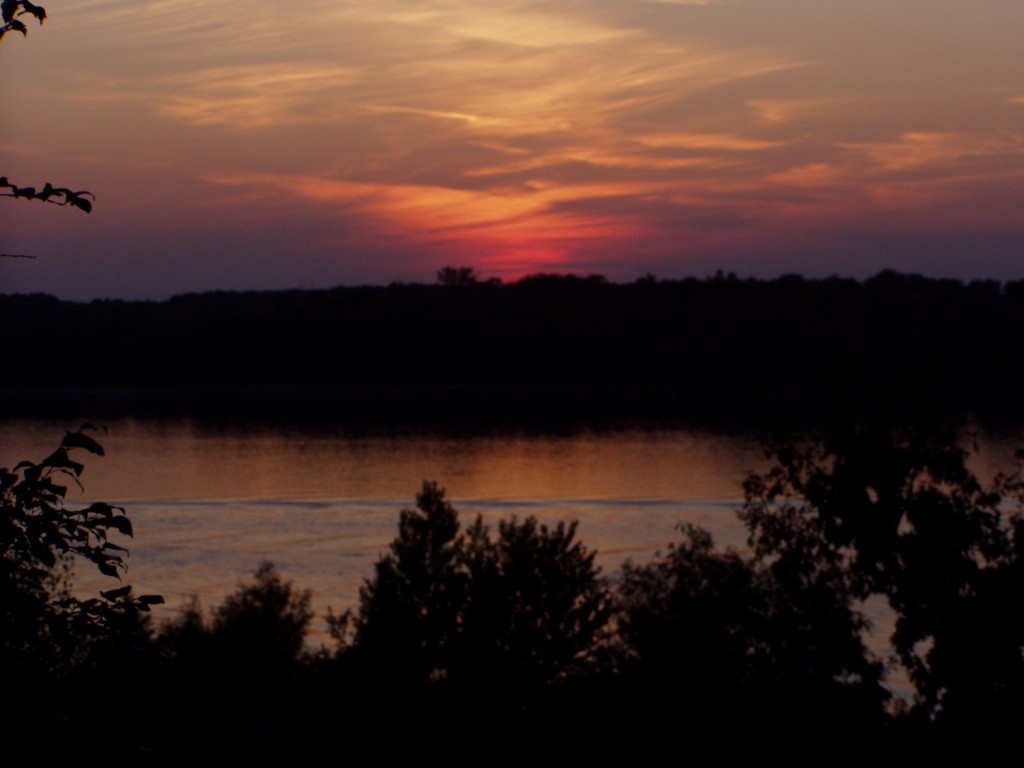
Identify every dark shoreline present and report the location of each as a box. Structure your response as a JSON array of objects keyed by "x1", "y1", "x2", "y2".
[
  {"x1": 6, "y1": 270, "x2": 1024, "y2": 429},
  {"x1": 5, "y1": 385, "x2": 1017, "y2": 436}
]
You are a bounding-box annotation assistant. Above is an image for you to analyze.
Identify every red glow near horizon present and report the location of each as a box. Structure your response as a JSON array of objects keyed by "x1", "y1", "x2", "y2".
[{"x1": 2, "y1": 2, "x2": 1024, "y2": 298}]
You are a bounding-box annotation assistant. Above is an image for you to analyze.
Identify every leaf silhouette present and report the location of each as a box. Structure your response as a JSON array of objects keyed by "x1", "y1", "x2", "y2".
[
  {"x1": 67, "y1": 194, "x2": 93, "y2": 213},
  {"x1": 62, "y1": 430, "x2": 106, "y2": 456},
  {"x1": 21, "y1": 1, "x2": 45, "y2": 24},
  {"x1": 2, "y1": 178, "x2": 96, "y2": 212},
  {"x1": 101, "y1": 585, "x2": 132, "y2": 601}
]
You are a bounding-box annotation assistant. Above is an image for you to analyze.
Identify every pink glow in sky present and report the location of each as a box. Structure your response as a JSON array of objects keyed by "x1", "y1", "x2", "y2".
[{"x1": 2, "y1": 1, "x2": 1023, "y2": 298}]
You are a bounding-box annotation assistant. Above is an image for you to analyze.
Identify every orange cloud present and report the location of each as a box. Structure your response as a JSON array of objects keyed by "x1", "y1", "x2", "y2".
[
  {"x1": 638, "y1": 133, "x2": 785, "y2": 152},
  {"x1": 769, "y1": 162, "x2": 847, "y2": 187},
  {"x1": 841, "y1": 132, "x2": 1024, "y2": 172},
  {"x1": 6, "y1": 0, "x2": 1024, "y2": 298}
]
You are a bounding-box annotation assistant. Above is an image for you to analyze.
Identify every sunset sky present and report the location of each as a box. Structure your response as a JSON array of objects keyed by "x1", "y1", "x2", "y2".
[{"x1": 2, "y1": 0, "x2": 1023, "y2": 299}]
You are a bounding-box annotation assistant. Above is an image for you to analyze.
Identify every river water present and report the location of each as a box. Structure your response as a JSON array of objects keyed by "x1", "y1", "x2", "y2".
[{"x1": 2, "y1": 417, "x2": 1020, "y2": 652}]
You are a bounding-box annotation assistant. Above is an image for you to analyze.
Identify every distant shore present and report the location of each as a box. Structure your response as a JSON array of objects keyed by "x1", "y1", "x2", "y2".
[{"x1": 6, "y1": 270, "x2": 1024, "y2": 428}]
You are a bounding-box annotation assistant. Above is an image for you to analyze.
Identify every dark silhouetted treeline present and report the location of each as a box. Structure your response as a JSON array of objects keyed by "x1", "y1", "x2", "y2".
[
  {"x1": 6, "y1": 425, "x2": 1023, "y2": 758},
  {"x1": 5, "y1": 270, "x2": 1024, "y2": 427}
]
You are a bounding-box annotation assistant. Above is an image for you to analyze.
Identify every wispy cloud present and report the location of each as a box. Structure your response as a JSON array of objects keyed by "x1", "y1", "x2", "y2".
[
  {"x1": 153, "y1": 65, "x2": 362, "y2": 128},
  {"x1": 841, "y1": 132, "x2": 1024, "y2": 173},
  {"x1": 5, "y1": 0, "x2": 1024, "y2": 296}
]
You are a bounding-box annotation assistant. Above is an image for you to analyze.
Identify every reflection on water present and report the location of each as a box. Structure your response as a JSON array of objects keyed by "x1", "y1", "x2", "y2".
[
  {"x1": 0, "y1": 418, "x2": 764, "y2": 502},
  {"x1": 2, "y1": 417, "x2": 1021, "y2": 646},
  {"x1": 0, "y1": 418, "x2": 763, "y2": 634},
  {"x1": 94, "y1": 496, "x2": 750, "y2": 642}
]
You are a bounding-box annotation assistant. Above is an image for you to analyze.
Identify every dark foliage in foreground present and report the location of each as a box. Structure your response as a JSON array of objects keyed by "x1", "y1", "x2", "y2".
[
  {"x1": 617, "y1": 524, "x2": 888, "y2": 736},
  {"x1": 4, "y1": 425, "x2": 1023, "y2": 755},
  {"x1": 740, "y1": 425, "x2": 1024, "y2": 730},
  {"x1": 154, "y1": 562, "x2": 314, "y2": 758},
  {"x1": 335, "y1": 482, "x2": 612, "y2": 716},
  {"x1": 0, "y1": 427, "x2": 162, "y2": 755}
]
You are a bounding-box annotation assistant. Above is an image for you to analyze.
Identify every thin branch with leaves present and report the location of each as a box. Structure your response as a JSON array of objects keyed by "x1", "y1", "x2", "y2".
[
  {"x1": 2, "y1": 3, "x2": 95, "y2": 213},
  {"x1": 0, "y1": 0, "x2": 46, "y2": 43}
]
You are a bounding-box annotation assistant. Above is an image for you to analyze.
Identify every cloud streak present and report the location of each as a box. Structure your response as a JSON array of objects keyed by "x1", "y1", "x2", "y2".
[{"x1": 2, "y1": 0, "x2": 1023, "y2": 297}]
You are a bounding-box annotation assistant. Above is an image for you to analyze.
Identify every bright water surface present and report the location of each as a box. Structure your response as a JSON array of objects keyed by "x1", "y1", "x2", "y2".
[{"x1": 3, "y1": 417, "x2": 1021, "y2": 649}]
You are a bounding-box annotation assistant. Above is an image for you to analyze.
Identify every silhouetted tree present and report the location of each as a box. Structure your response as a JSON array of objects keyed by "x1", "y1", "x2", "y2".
[
  {"x1": 436, "y1": 265, "x2": 478, "y2": 287},
  {"x1": 617, "y1": 525, "x2": 887, "y2": 734},
  {"x1": 1, "y1": 426, "x2": 160, "y2": 666},
  {"x1": 340, "y1": 481, "x2": 465, "y2": 687},
  {"x1": 214, "y1": 561, "x2": 312, "y2": 662},
  {"x1": 1, "y1": 426, "x2": 161, "y2": 753},
  {"x1": 157, "y1": 562, "x2": 314, "y2": 759},
  {"x1": 341, "y1": 482, "x2": 611, "y2": 712},
  {"x1": 740, "y1": 425, "x2": 1024, "y2": 726},
  {"x1": 455, "y1": 515, "x2": 611, "y2": 704},
  {"x1": 164, "y1": 561, "x2": 312, "y2": 675}
]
